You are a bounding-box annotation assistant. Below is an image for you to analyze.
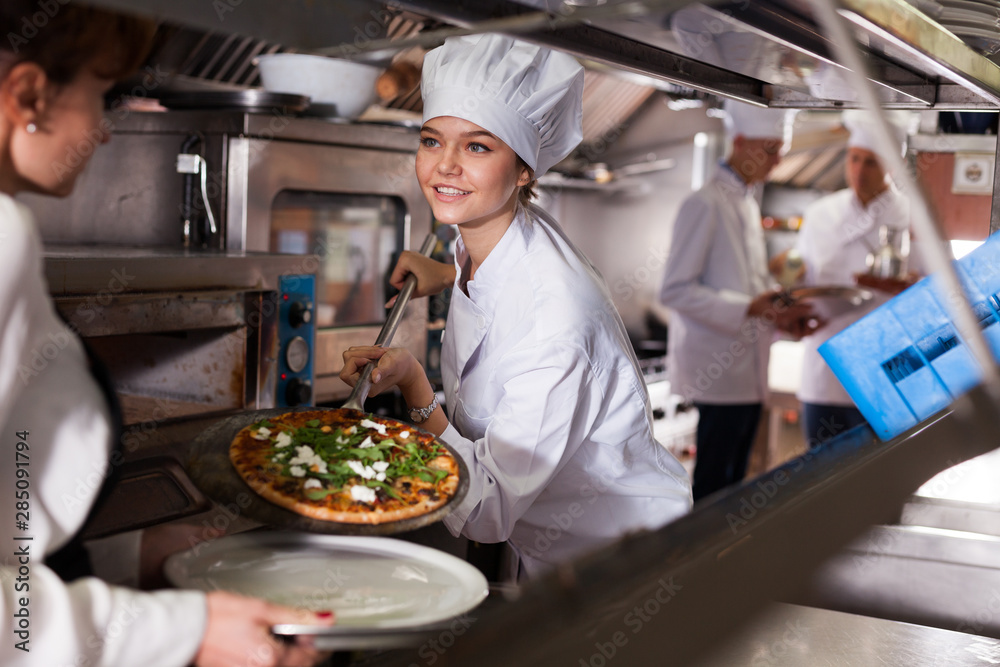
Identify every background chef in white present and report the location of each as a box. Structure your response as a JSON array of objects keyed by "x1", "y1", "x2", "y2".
[
  {"x1": 341, "y1": 33, "x2": 692, "y2": 579},
  {"x1": 659, "y1": 100, "x2": 817, "y2": 502},
  {"x1": 0, "y1": 4, "x2": 331, "y2": 666},
  {"x1": 778, "y1": 109, "x2": 921, "y2": 448}
]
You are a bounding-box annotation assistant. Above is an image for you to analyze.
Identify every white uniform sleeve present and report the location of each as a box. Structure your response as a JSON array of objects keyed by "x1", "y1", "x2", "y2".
[
  {"x1": 0, "y1": 197, "x2": 209, "y2": 666},
  {"x1": 659, "y1": 193, "x2": 753, "y2": 335},
  {"x1": 0, "y1": 205, "x2": 34, "y2": 443},
  {"x1": 441, "y1": 343, "x2": 598, "y2": 544},
  {"x1": 1, "y1": 567, "x2": 206, "y2": 667}
]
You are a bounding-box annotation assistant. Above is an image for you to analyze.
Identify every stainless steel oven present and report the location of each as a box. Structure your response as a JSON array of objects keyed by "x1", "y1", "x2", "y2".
[
  {"x1": 43, "y1": 247, "x2": 317, "y2": 423},
  {"x1": 23, "y1": 109, "x2": 433, "y2": 405}
]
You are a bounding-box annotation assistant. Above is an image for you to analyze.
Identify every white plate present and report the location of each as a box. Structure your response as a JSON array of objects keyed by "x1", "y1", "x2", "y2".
[{"x1": 164, "y1": 532, "x2": 489, "y2": 629}]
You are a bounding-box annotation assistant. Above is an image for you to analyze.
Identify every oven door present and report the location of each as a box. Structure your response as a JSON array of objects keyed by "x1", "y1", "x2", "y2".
[{"x1": 226, "y1": 137, "x2": 433, "y2": 403}]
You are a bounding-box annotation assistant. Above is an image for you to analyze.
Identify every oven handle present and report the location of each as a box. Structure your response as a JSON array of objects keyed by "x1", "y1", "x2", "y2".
[{"x1": 342, "y1": 233, "x2": 438, "y2": 411}]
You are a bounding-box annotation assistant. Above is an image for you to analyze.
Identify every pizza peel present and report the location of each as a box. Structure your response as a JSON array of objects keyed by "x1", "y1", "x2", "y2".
[{"x1": 185, "y1": 234, "x2": 471, "y2": 535}]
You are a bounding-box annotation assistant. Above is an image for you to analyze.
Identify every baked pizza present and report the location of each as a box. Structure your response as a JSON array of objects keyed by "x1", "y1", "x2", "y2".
[{"x1": 229, "y1": 410, "x2": 460, "y2": 524}]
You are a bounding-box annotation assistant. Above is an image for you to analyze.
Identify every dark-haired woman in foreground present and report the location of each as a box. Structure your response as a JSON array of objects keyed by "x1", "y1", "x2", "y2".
[{"x1": 0, "y1": 3, "x2": 330, "y2": 665}]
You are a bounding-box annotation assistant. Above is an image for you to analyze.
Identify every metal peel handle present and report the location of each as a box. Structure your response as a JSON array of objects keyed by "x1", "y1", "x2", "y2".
[{"x1": 342, "y1": 233, "x2": 438, "y2": 411}]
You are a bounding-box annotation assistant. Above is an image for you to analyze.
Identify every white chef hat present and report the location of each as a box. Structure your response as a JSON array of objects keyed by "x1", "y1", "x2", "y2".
[
  {"x1": 842, "y1": 109, "x2": 911, "y2": 165},
  {"x1": 421, "y1": 33, "x2": 584, "y2": 177},
  {"x1": 723, "y1": 99, "x2": 793, "y2": 142}
]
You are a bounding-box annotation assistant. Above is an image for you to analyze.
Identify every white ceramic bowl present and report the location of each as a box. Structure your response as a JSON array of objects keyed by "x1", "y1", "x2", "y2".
[{"x1": 256, "y1": 53, "x2": 382, "y2": 119}]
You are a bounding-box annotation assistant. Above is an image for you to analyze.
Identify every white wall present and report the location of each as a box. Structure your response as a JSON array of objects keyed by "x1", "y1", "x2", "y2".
[{"x1": 551, "y1": 100, "x2": 723, "y2": 340}]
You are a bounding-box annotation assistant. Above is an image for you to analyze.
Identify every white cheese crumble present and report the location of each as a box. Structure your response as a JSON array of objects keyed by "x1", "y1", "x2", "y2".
[
  {"x1": 252, "y1": 427, "x2": 271, "y2": 440},
  {"x1": 274, "y1": 432, "x2": 293, "y2": 448},
  {"x1": 360, "y1": 419, "x2": 387, "y2": 435},
  {"x1": 346, "y1": 460, "x2": 376, "y2": 480},
  {"x1": 289, "y1": 465, "x2": 306, "y2": 477},
  {"x1": 350, "y1": 485, "x2": 377, "y2": 503},
  {"x1": 372, "y1": 461, "x2": 389, "y2": 472},
  {"x1": 288, "y1": 445, "x2": 327, "y2": 473},
  {"x1": 399, "y1": 431, "x2": 410, "y2": 439},
  {"x1": 357, "y1": 436, "x2": 375, "y2": 449},
  {"x1": 303, "y1": 478, "x2": 322, "y2": 490},
  {"x1": 376, "y1": 472, "x2": 386, "y2": 482}
]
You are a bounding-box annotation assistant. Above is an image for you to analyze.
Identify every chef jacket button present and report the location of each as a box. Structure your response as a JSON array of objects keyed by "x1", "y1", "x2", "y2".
[{"x1": 476, "y1": 315, "x2": 486, "y2": 329}]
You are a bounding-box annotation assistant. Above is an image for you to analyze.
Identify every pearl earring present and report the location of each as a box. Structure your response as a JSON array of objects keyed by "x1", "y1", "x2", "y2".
[{"x1": 26, "y1": 122, "x2": 37, "y2": 134}]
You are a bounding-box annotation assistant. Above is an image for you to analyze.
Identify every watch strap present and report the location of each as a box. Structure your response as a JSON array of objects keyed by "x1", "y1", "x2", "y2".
[{"x1": 409, "y1": 393, "x2": 439, "y2": 423}]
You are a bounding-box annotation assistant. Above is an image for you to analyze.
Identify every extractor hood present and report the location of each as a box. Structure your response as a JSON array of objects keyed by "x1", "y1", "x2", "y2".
[{"x1": 91, "y1": 0, "x2": 1000, "y2": 110}]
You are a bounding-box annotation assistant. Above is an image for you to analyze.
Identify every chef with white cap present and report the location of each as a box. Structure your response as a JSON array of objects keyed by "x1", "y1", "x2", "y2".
[
  {"x1": 659, "y1": 99, "x2": 817, "y2": 502},
  {"x1": 783, "y1": 108, "x2": 920, "y2": 449},
  {"x1": 341, "y1": 33, "x2": 692, "y2": 578}
]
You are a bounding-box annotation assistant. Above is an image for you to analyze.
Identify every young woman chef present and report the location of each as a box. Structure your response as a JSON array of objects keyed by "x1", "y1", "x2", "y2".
[
  {"x1": 0, "y1": 4, "x2": 331, "y2": 666},
  {"x1": 341, "y1": 33, "x2": 693, "y2": 578}
]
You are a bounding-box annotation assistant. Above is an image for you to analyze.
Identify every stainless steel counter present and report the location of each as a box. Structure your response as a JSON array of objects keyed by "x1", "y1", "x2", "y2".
[{"x1": 694, "y1": 603, "x2": 1000, "y2": 666}]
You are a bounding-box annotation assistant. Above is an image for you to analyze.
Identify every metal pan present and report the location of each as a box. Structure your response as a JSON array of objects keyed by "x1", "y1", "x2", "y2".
[
  {"x1": 184, "y1": 406, "x2": 469, "y2": 535},
  {"x1": 184, "y1": 234, "x2": 464, "y2": 535}
]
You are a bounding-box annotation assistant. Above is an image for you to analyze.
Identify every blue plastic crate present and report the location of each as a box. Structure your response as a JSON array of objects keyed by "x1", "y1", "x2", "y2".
[{"x1": 819, "y1": 233, "x2": 1000, "y2": 440}]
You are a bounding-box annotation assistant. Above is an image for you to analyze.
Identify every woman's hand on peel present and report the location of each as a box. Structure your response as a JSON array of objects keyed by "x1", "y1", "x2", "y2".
[
  {"x1": 340, "y1": 346, "x2": 427, "y2": 398},
  {"x1": 386, "y1": 252, "x2": 456, "y2": 307}
]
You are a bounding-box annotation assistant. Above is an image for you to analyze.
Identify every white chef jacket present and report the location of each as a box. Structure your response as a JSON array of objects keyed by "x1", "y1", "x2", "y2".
[
  {"x1": 438, "y1": 205, "x2": 692, "y2": 578},
  {"x1": 659, "y1": 164, "x2": 774, "y2": 404},
  {"x1": 0, "y1": 194, "x2": 206, "y2": 667},
  {"x1": 794, "y1": 187, "x2": 913, "y2": 406}
]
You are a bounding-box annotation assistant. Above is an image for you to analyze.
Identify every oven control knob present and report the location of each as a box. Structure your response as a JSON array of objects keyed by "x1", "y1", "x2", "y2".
[
  {"x1": 285, "y1": 336, "x2": 310, "y2": 373},
  {"x1": 289, "y1": 301, "x2": 313, "y2": 328},
  {"x1": 285, "y1": 379, "x2": 312, "y2": 406}
]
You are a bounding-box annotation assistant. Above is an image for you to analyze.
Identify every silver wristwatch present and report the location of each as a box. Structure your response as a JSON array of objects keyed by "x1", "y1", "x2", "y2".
[{"x1": 408, "y1": 393, "x2": 439, "y2": 423}]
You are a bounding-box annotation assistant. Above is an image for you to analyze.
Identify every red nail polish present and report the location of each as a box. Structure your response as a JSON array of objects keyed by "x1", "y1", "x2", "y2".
[{"x1": 316, "y1": 611, "x2": 333, "y2": 618}]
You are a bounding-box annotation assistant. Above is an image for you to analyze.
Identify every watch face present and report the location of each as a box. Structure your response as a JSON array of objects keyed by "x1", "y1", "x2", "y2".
[{"x1": 409, "y1": 409, "x2": 424, "y2": 423}]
